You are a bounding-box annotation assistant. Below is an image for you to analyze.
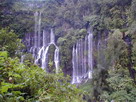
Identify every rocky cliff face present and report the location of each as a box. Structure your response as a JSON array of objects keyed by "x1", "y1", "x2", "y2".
[{"x1": 20, "y1": 0, "x2": 135, "y2": 76}]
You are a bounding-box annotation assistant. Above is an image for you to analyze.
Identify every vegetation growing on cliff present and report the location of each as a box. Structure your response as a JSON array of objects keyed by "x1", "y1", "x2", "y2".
[
  {"x1": 0, "y1": 28, "x2": 83, "y2": 102},
  {"x1": 0, "y1": 0, "x2": 136, "y2": 102}
]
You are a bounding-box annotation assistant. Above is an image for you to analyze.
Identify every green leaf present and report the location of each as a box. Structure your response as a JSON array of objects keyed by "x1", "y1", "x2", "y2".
[
  {"x1": 1, "y1": 86, "x2": 9, "y2": 93},
  {"x1": 0, "y1": 51, "x2": 8, "y2": 58}
]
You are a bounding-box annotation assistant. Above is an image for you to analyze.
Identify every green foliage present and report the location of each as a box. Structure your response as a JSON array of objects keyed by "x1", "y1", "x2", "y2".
[
  {"x1": 21, "y1": 53, "x2": 34, "y2": 63},
  {"x1": 101, "y1": 64, "x2": 136, "y2": 102},
  {"x1": 106, "y1": 29, "x2": 128, "y2": 64},
  {"x1": 39, "y1": 73, "x2": 83, "y2": 102},
  {"x1": 0, "y1": 51, "x2": 8, "y2": 59},
  {"x1": 82, "y1": 29, "x2": 130, "y2": 101},
  {"x1": 0, "y1": 51, "x2": 83, "y2": 102},
  {"x1": 57, "y1": 37, "x2": 67, "y2": 46},
  {"x1": 0, "y1": 28, "x2": 24, "y2": 56},
  {"x1": 0, "y1": 0, "x2": 34, "y2": 36},
  {"x1": 1, "y1": 0, "x2": 136, "y2": 102}
]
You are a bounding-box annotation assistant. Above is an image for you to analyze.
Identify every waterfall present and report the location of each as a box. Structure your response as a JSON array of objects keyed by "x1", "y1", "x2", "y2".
[
  {"x1": 25, "y1": 11, "x2": 59, "y2": 73},
  {"x1": 34, "y1": 11, "x2": 38, "y2": 47},
  {"x1": 38, "y1": 11, "x2": 41, "y2": 47},
  {"x1": 24, "y1": 11, "x2": 94, "y2": 83},
  {"x1": 54, "y1": 46, "x2": 59, "y2": 73},
  {"x1": 50, "y1": 29, "x2": 55, "y2": 44},
  {"x1": 88, "y1": 31, "x2": 93, "y2": 79},
  {"x1": 72, "y1": 31, "x2": 93, "y2": 84},
  {"x1": 21, "y1": 55, "x2": 25, "y2": 63},
  {"x1": 35, "y1": 29, "x2": 60, "y2": 73},
  {"x1": 41, "y1": 45, "x2": 50, "y2": 71},
  {"x1": 28, "y1": 11, "x2": 42, "y2": 59}
]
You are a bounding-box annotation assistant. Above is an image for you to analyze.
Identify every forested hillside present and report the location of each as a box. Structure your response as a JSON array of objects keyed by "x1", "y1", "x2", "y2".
[{"x1": 0, "y1": 0, "x2": 136, "y2": 102}]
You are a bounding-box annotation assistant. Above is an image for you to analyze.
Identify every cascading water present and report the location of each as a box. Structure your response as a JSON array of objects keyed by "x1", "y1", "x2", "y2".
[
  {"x1": 72, "y1": 30, "x2": 93, "y2": 84},
  {"x1": 24, "y1": 11, "x2": 94, "y2": 83},
  {"x1": 41, "y1": 45, "x2": 50, "y2": 71},
  {"x1": 54, "y1": 47, "x2": 59, "y2": 73},
  {"x1": 50, "y1": 29, "x2": 55, "y2": 44},
  {"x1": 88, "y1": 31, "x2": 93, "y2": 79},
  {"x1": 21, "y1": 55, "x2": 25, "y2": 63},
  {"x1": 25, "y1": 11, "x2": 59, "y2": 73},
  {"x1": 35, "y1": 29, "x2": 60, "y2": 73},
  {"x1": 72, "y1": 44, "x2": 80, "y2": 83},
  {"x1": 29, "y1": 11, "x2": 42, "y2": 58}
]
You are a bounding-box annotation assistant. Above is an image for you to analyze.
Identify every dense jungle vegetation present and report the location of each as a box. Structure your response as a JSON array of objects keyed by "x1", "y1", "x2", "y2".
[{"x1": 0, "y1": 0, "x2": 136, "y2": 102}]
